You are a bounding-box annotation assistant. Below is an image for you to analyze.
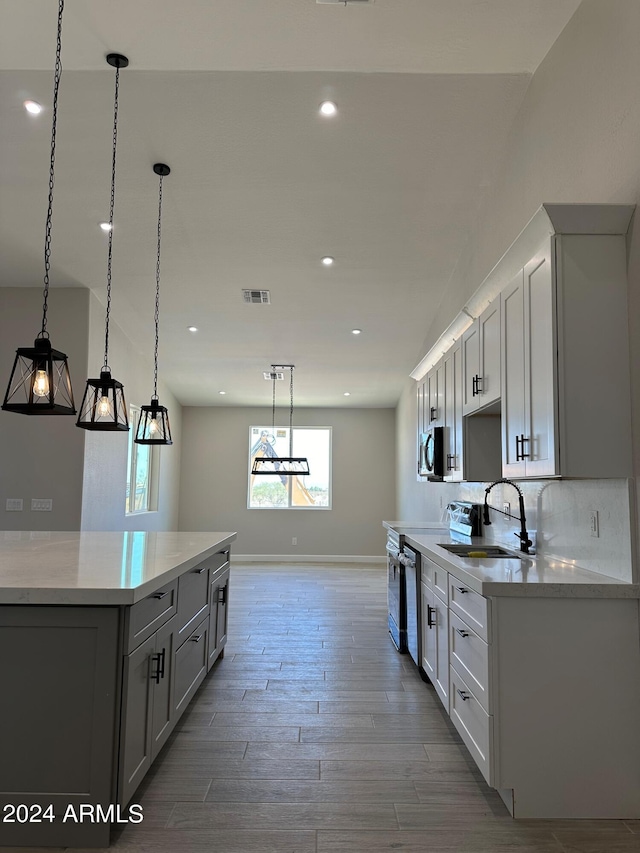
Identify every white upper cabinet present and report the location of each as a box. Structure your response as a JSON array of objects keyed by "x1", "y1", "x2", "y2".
[
  {"x1": 443, "y1": 341, "x2": 463, "y2": 482},
  {"x1": 501, "y1": 233, "x2": 632, "y2": 479},
  {"x1": 462, "y1": 298, "x2": 501, "y2": 416}
]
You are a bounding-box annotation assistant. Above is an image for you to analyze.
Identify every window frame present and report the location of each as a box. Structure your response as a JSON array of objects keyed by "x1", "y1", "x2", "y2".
[
  {"x1": 247, "y1": 425, "x2": 332, "y2": 510},
  {"x1": 125, "y1": 405, "x2": 160, "y2": 515}
]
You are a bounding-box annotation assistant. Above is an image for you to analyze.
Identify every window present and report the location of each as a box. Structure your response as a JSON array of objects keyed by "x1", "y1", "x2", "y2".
[
  {"x1": 125, "y1": 406, "x2": 159, "y2": 514},
  {"x1": 248, "y1": 426, "x2": 331, "y2": 509}
]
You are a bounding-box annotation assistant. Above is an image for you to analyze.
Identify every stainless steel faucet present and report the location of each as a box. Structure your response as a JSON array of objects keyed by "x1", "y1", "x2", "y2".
[{"x1": 483, "y1": 478, "x2": 533, "y2": 555}]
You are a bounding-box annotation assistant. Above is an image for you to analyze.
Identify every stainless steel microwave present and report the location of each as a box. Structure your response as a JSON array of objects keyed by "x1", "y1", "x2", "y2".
[{"x1": 419, "y1": 427, "x2": 444, "y2": 480}]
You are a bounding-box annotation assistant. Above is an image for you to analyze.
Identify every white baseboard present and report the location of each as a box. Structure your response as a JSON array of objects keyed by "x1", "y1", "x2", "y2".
[{"x1": 233, "y1": 554, "x2": 386, "y2": 564}]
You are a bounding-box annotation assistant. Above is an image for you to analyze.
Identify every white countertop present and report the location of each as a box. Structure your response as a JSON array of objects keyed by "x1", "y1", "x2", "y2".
[
  {"x1": 0, "y1": 531, "x2": 237, "y2": 605},
  {"x1": 384, "y1": 523, "x2": 638, "y2": 598}
]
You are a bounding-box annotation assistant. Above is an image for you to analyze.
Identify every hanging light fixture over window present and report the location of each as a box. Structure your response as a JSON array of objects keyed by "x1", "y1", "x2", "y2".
[
  {"x1": 135, "y1": 164, "x2": 173, "y2": 446},
  {"x1": 77, "y1": 53, "x2": 129, "y2": 432},
  {"x1": 2, "y1": 0, "x2": 75, "y2": 416},
  {"x1": 251, "y1": 365, "x2": 310, "y2": 476}
]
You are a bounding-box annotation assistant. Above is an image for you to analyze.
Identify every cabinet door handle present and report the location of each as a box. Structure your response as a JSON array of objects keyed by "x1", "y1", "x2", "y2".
[
  {"x1": 446, "y1": 454, "x2": 455, "y2": 471},
  {"x1": 472, "y1": 375, "x2": 483, "y2": 397},
  {"x1": 456, "y1": 688, "x2": 471, "y2": 701},
  {"x1": 455, "y1": 627, "x2": 469, "y2": 638},
  {"x1": 520, "y1": 434, "x2": 530, "y2": 458},
  {"x1": 456, "y1": 586, "x2": 469, "y2": 594},
  {"x1": 194, "y1": 566, "x2": 207, "y2": 574},
  {"x1": 151, "y1": 652, "x2": 163, "y2": 684},
  {"x1": 430, "y1": 406, "x2": 437, "y2": 422},
  {"x1": 426, "y1": 605, "x2": 436, "y2": 628},
  {"x1": 152, "y1": 590, "x2": 169, "y2": 600},
  {"x1": 157, "y1": 648, "x2": 166, "y2": 680},
  {"x1": 218, "y1": 586, "x2": 227, "y2": 605},
  {"x1": 190, "y1": 633, "x2": 204, "y2": 643}
]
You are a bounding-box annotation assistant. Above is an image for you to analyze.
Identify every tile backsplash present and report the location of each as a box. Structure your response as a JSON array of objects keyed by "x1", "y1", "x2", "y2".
[{"x1": 453, "y1": 478, "x2": 634, "y2": 583}]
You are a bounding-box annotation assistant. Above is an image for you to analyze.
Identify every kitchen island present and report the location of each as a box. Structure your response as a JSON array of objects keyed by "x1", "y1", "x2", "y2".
[
  {"x1": 0, "y1": 530, "x2": 236, "y2": 848},
  {"x1": 385, "y1": 522, "x2": 640, "y2": 819}
]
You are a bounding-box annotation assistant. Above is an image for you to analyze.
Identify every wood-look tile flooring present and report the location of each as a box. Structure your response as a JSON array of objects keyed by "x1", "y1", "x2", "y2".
[{"x1": 34, "y1": 562, "x2": 640, "y2": 852}]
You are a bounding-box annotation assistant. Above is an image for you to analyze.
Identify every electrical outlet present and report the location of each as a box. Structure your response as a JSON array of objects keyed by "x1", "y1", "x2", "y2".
[
  {"x1": 5, "y1": 499, "x2": 23, "y2": 511},
  {"x1": 503, "y1": 502, "x2": 510, "y2": 517},
  {"x1": 439, "y1": 495, "x2": 444, "y2": 509},
  {"x1": 590, "y1": 510, "x2": 599, "y2": 538},
  {"x1": 31, "y1": 498, "x2": 53, "y2": 512},
  {"x1": 292, "y1": 537, "x2": 297, "y2": 546}
]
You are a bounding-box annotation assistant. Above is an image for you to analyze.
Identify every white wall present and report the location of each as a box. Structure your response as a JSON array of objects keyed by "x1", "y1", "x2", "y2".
[
  {"x1": 80, "y1": 292, "x2": 182, "y2": 531},
  {"x1": 0, "y1": 288, "x2": 89, "y2": 530},
  {"x1": 178, "y1": 406, "x2": 395, "y2": 558},
  {"x1": 397, "y1": 0, "x2": 640, "y2": 581}
]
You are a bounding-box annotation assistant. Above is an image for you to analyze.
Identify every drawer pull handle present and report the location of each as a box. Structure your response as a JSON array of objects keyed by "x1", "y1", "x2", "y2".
[
  {"x1": 195, "y1": 566, "x2": 207, "y2": 574},
  {"x1": 190, "y1": 633, "x2": 204, "y2": 643},
  {"x1": 426, "y1": 605, "x2": 436, "y2": 629},
  {"x1": 456, "y1": 688, "x2": 471, "y2": 701},
  {"x1": 455, "y1": 628, "x2": 469, "y2": 638},
  {"x1": 152, "y1": 591, "x2": 169, "y2": 600},
  {"x1": 456, "y1": 586, "x2": 469, "y2": 594}
]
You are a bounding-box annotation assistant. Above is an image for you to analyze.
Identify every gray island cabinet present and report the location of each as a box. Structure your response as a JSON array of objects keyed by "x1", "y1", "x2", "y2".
[{"x1": 0, "y1": 531, "x2": 235, "y2": 848}]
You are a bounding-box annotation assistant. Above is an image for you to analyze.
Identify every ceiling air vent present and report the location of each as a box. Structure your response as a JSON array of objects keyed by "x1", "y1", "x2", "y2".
[
  {"x1": 243, "y1": 289, "x2": 271, "y2": 304},
  {"x1": 264, "y1": 372, "x2": 284, "y2": 381}
]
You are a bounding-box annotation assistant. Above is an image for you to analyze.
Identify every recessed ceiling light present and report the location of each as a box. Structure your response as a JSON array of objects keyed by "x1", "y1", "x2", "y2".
[
  {"x1": 187, "y1": 326, "x2": 198, "y2": 332},
  {"x1": 344, "y1": 392, "x2": 351, "y2": 396},
  {"x1": 219, "y1": 391, "x2": 226, "y2": 395},
  {"x1": 321, "y1": 256, "x2": 334, "y2": 266},
  {"x1": 319, "y1": 101, "x2": 337, "y2": 117},
  {"x1": 352, "y1": 329, "x2": 362, "y2": 335},
  {"x1": 24, "y1": 100, "x2": 43, "y2": 115},
  {"x1": 99, "y1": 222, "x2": 112, "y2": 232}
]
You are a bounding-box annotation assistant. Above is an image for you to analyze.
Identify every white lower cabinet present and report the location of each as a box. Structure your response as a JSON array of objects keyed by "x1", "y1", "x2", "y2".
[
  {"x1": 416, "y1": 549, "x2": 640, "y2": 818},
  {"x1": 420, "y1": 557, "x2": 449, "y2": 710}
]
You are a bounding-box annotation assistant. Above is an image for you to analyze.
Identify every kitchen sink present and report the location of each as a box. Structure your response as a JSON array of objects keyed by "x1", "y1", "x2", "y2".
[{"x1": 437, "y1": 543, "x2": 523, "y2": 559}]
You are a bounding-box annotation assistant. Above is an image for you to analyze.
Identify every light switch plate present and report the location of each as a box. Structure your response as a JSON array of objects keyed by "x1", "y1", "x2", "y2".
[
  {"x1": 6, "y1": 499, "x2": 23, "y2": 511},
  {"x1": 31, "y1": 498, "x2": 53, "y2": 511},
  {"x1": 590, "y1": 510, "x2": 599, "y2": 537}
]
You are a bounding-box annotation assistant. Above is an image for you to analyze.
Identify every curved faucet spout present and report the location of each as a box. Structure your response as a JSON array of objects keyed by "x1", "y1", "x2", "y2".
[{"x1": 483, "y1": 478, "x2": 533, "y2": 555}]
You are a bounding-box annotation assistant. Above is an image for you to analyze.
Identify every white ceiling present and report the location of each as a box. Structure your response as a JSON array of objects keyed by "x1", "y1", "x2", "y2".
[{"x1": 0, "y1": 0, "x2": 582, "y2": 407}]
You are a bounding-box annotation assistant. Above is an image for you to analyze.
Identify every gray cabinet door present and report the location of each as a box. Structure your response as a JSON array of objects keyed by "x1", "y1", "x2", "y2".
[
  {"x1": 208, "y1": 567, "x2": 230, "y2": 669},
  {"x1": 151, "y1": 615, "x2": 176, "y2": 760},
  {"x1": 119, "y1": 633, "x2": 155, "y2": 807}
]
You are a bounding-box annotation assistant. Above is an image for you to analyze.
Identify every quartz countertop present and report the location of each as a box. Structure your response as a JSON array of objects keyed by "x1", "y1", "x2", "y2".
[
  {"x1": 0, "y1": 531, "x2": 236, "y2": 605},
  {"x1": 384, "y1": 523, "x2": 638, "y2": 598}
]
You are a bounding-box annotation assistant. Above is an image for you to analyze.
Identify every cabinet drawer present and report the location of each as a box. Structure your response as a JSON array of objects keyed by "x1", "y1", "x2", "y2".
[
  {"x1": 176, "y1": 561, "x2": 210, "y2": 643},
  {"x1": 449, "y1": 611, "x2": 490, "y2": 713},
  {"x1": 126, "y1": 579, "x2": 177, "y2": 652},
  {"x1": 450, "y1": 667, "x2": 494, "y2": 787},
  {"x1": 209, "y1": 549, "x2": 230, "y2": 577},
  {"x1": 448, "y1": 577, "x2": 489, "y2": 641},
  {"x1": 422, "y1": 557, "x2": 448, "y2": 603},
  {"x1": 173, "y1": 616, "x2": 209, "y2": 716}
]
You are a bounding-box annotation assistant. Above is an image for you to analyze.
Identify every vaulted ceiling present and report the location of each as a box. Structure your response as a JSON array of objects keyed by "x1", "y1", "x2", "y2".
[{"x1": 0, "y1": 0, "x2": 582, "y2": 406}]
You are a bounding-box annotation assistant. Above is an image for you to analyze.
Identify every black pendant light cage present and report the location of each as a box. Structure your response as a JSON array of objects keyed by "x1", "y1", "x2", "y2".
[
  {"x1": 135, "y1": 164, "x2": 173, "y2": 446},
  {"x1": 251, "y1": 365, "x2": 310, "y2": 476},
  {"x1": 77, "y1": 53, "x2": 129, "y2": 431},
  {"x1": 2, "y1": 0, "x2": 76, "y2": 416}
]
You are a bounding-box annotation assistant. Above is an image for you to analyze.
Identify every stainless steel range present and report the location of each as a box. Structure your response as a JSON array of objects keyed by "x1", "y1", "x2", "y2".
[{"x1": 386, "y1": 502, "x2": 482, "y2": 665}]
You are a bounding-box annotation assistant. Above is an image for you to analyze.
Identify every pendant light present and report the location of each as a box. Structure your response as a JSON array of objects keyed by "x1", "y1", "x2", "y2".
[
  {"x1": 135, "y1": 164, "x2": 173, "y2": 446},
  {"x1": 76, "y1": 54, "x2": 129, "y2": 431},
  {"x1": 2, "y1": 0, "x2": 75, "y2": 416},
  {"x1": 251, "y1": 365, "x2": 310, "y2": 475}
]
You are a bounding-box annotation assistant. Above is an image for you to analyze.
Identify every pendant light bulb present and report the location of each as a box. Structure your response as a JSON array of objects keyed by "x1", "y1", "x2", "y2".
[
  {"x1": 98, "y1": 395, "x2": 112, "y2": 417},
  {"x1": 149, "y1": 417, "x2": 159, "y2": 435},
  {"x1": 33, "y1": 370, "x2": 50, "y2": 398}
]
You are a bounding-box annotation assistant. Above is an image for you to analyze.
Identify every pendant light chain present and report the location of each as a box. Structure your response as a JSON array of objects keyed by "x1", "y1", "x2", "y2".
[
  {"x1": 41, "y1": 0, "x2": 64, "y2": 339},
  {"x1": 153, "y1": 174, "x2": 164, "y2": 400},
  {"x1": 272, "y1": 370, "x2": 276, "y2": 433},
  {"x1": 103, "y1": 62, "x2": 122, "y2": 370},
  {"x1": 289, "y1": 366, "x2": 294, "y2": 457}
]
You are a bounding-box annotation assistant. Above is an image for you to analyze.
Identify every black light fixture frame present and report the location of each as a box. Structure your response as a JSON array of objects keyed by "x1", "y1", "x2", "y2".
[
  {"x1": 135, "y1": 164, "x2": 173, "y2": 446},
  {"x1": 2, "y1": 0, "x2": 75, "y2": 416},
  {"x1": 251, "y1": 365, "x2": 310, "y2": 476},
  {"x1": 77, "y1": 53, "x2": 129, "y2": 432}
]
